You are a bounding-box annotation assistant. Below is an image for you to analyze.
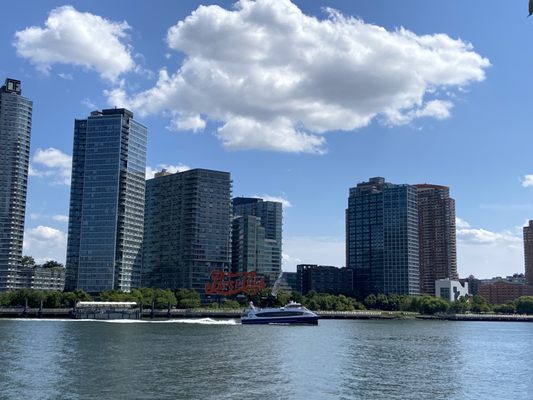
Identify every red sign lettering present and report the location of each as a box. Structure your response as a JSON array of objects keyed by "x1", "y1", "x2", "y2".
[{"x1": 205, "y1": 270, "x2": 265, "y2": 296}]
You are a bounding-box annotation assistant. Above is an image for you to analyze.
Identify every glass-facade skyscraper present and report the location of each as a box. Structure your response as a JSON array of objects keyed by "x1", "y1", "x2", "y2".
[
  {"x1": 416, "y1": 184, "x2": 458, "y2": 295},
  {"x1": 346, "y1": 177, "x2": 420, "y2": 296},
  {"x1": 0, "y1": 79, "x2": 32, "y2": 291},
  {"x1": 231, "y1": 214, "x2": 267, "y2": 275},
  {"x1": 232, "y1": 197, "x2": 282, "y2": 284},
  {"x1": 65, "y1": 108, "x2": 147, "y2": 293},
  {"x1": 142, "y1": 169, "x2": 232, "y2": 296}
]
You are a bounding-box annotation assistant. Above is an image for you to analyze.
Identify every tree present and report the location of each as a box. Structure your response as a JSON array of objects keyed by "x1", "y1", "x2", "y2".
[
  {"x1": 493, "y1": 302, "x2": 516, "y2": 314},
  {"x1": 417, "y1": 296, "x2": 450, "y2": 315},
  {"x1": 43, "y1": 291, "x2": 62, "y2": 308},
  {"x1": 154, "y1": 289, "x2": 177, "y2": 309},
  {"x1": 515, "y1": 296, "x2": 533, "y2": 315},
  {"x1": 0, "y1": 291, "x2": 15, "y2": 306},
  {"x1": 61, "y1": 289, "x2": 92, "y2": 307},
  {"x1": 290, "y1": 291, "x2": 304, "y2": 304},
  {"x1": 449, "y1": 297, "x2": 470, "y2": 314},
  {"x1": 41, "y1": 260, "x2": 64, "y2": 269},
  {"x1": 221, "y1": 300, "x2": 241, "y2": 309},
  {"x1": 99, "y1": 290, "x2": 128, "y2": 302},
  {"x1": 21, "y1": 256, "x2": 36, "y2": 268},
  {"x1": 176, "y1": 289, "x2": 201, "y2": 309},
  {"x1": 471, "y1": 295, "x2": 492, "y2": 313},
  {"x1": 275, "y1": 290, "x2": 291, "y2": 307},
  {"x1": 364, "y1": 294, "x2": 377, "y2": 309}
]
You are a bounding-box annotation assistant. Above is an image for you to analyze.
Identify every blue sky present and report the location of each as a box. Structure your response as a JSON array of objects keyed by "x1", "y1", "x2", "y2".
[{"x1": 1, "y1": 0, "x2": 532, "y2": 278}]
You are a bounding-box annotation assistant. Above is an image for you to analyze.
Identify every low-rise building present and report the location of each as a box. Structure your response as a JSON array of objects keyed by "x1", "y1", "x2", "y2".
[
  {"x1": 435, "y1": 279, "x2": 469, "y2": 302},
  {"x1": 459, "y1": 275, "x2": 481, "y2": 295},
  {"x1": 17, "y1": 267, "x2": 66, "y2": 291},
  {"x1": 296, "y1": 264, "x2": 353, "y2": 295},
  {"x1": 478, "y1": 280, "x2": 533, "y2": 304}
]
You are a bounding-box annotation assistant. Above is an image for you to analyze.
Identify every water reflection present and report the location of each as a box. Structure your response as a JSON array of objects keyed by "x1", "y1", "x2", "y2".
[
  {"x1": 338, "y1": 320, "x2": 462, "y2": 399},
  {"x1": 0, "y1": 320, "x2": 71, "y2": 399},
  {"x1": 0, "y1": 319, "x2": 532, "y2": 399}
]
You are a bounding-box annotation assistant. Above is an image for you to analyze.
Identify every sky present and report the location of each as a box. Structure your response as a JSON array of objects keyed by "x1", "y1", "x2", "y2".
[{"x1": 1, "y1": 0, "x2": 532, "y2": 279}]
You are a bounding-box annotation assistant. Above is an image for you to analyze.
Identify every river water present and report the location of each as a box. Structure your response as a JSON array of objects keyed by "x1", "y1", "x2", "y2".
[{"x1": 0, "y1": 318, "x2": 532, "y2": 399}]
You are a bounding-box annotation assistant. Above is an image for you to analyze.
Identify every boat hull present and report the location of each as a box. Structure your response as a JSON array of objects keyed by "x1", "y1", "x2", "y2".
[{"x1": 241, "y1": 316, "x2": 318, "y2": 325}]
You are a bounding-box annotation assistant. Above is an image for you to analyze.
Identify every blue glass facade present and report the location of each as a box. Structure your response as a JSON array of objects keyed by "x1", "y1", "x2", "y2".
[
  {"x1": 0, "y1": 79, "x2": 32, "y2": 291},
  {"x1": 65, "y1": 109, "x2": 146, "y2": 293},
  {"x1": 232, "y1": 198, "x2": 282, "y2": 284},
  {"x1": 346, "y1": 177, "x2": 420, "y2": 296}
]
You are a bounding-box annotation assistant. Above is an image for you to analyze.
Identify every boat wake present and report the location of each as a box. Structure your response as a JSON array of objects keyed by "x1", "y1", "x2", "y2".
[
  {"x1": 0, "y1": 318, "x2": 239, "y2": 325},
  {"x1": 144, "y1": 318, "x2": 239, "y2": 325}
]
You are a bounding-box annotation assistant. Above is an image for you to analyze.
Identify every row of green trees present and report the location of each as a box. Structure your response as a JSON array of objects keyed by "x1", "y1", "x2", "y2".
[
  {"x1": 2, "y1": 287, "x2": 533, "y2": 315},
  {"x1": 492, "y1": 296, "x2": 533, "y2": 315},
  {"x1": 0, "y1": 289, "x2": 91, "y2": 308}
]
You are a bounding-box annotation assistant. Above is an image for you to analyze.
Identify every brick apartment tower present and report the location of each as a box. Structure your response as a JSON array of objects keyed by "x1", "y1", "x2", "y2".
[
  {"x1": 415, "y1": 184, "x2": 458, "y2": 295},
  {"x1": 524, "y1": 220, "x2": 533, "y2": 284}
]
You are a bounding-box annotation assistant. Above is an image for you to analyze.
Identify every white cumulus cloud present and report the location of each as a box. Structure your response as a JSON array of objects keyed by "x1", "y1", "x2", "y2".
[
  {"x1": 145, "y1": 163, "x2": 191, "y2": 179},
  {"x1": 29, "y1": 147, "x2": 72, "y2": 185},
  {"x1": 23, "y1": 225, "x2": 67, "y2": 264},
  {"x1": 455, "y1": 217, "x2": 471, "y2": 229},
  {"x1": 456, "y1": 218, "x2": 523, "y2": 278},
  {"x1": 522, "y1": 175, "x2": 533, "y2": 188},
  {"x1": 107, "y1": 0, "x2": 489, "y2": 153},
  {"x1": 14, "y1": 5, "x2": 135, "y2": 81}
]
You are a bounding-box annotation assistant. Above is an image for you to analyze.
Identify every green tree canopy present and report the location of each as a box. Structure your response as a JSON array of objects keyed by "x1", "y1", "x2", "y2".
[
  {"x1": 41, "y1": 260, "x2": 64, "y2": 269},
  {"x1": 176, "y1": 289, "x2": 201, "y2": 309},
  {"x1": 515, "y1": 296, "x2": 533, "y2": 315},
  {"x1": 21, "y1": 256, "x2": 36, "y2": 268}
]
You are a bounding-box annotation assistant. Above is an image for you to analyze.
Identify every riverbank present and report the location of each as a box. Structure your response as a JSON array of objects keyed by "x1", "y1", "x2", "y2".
[{"x1": 1, "y1": 307, "x2": 533, "y2": 322}]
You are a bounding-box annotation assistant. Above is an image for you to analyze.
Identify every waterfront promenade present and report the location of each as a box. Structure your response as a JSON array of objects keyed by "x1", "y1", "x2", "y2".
[{"x1": 1, "y1": 307, "x2": 533, "y2": 322}]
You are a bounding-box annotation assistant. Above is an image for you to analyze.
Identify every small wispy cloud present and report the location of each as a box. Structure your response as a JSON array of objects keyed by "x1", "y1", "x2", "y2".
[
  {"x1": 52, "y1": 214, "x2": 69, "y2": 222},
  {"x1": 58, "y1": 72, "x2": 73, "y2": 80},
  {"x1": 522, "y1": 175, "x2": 533, "y2": 188},
  {"x1": 28, "y1": 213, "x2": 69, "y2": 223},
  {"x1": 81, "y1": 98, "x2": 97, "y2": 109}
]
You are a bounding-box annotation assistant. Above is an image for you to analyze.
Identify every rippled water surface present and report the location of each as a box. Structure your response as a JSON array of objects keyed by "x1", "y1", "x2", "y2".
[{"x1": 1, "y1": 318, "x2": 532, "y2": 399}]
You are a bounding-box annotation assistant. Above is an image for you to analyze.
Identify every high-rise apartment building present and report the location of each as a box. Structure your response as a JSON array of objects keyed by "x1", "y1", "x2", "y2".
[
  {"x1": 231, "y1": 215, "x2": 266, "y2": 275},
  {"x1": 416, "y1": 184, "x2": 458, "y2": 295},
  {"x1": 232, "y1": 197, "x2": 282, "y2": 284},
  {"x1": 142, "y1": 169, "x2": 232, "y2": 296},
  {"x1": 0, "y1": 79, "x2": 32, "y2": 291},
  {"x1": 65, "y1": 109, "x2": 147, "y2": 293},
  {"x1": 346, "y1": 177, "x2": 420, "y2": 296},
  {"x1": 524, "y1": 220, "x2": 533, "y2": 284}
]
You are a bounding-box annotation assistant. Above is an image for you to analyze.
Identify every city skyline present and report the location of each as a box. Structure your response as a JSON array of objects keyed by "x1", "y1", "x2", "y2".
[{"x1": 1, "y1": 1, "x2": 532, "y2": 279}]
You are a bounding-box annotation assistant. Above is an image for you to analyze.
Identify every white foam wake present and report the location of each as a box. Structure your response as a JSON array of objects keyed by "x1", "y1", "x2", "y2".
[
  {"x1": 144, "y1": 318, "x2": 239, "y2": 325},
  {"x1": 0, "y1": 318, "x2": 240, "y2": 325}
]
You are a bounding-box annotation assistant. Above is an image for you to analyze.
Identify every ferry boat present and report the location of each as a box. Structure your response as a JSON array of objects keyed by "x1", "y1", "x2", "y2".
[{"x1": 241, "y1": 301, "x2": 318, "y2": 325}]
